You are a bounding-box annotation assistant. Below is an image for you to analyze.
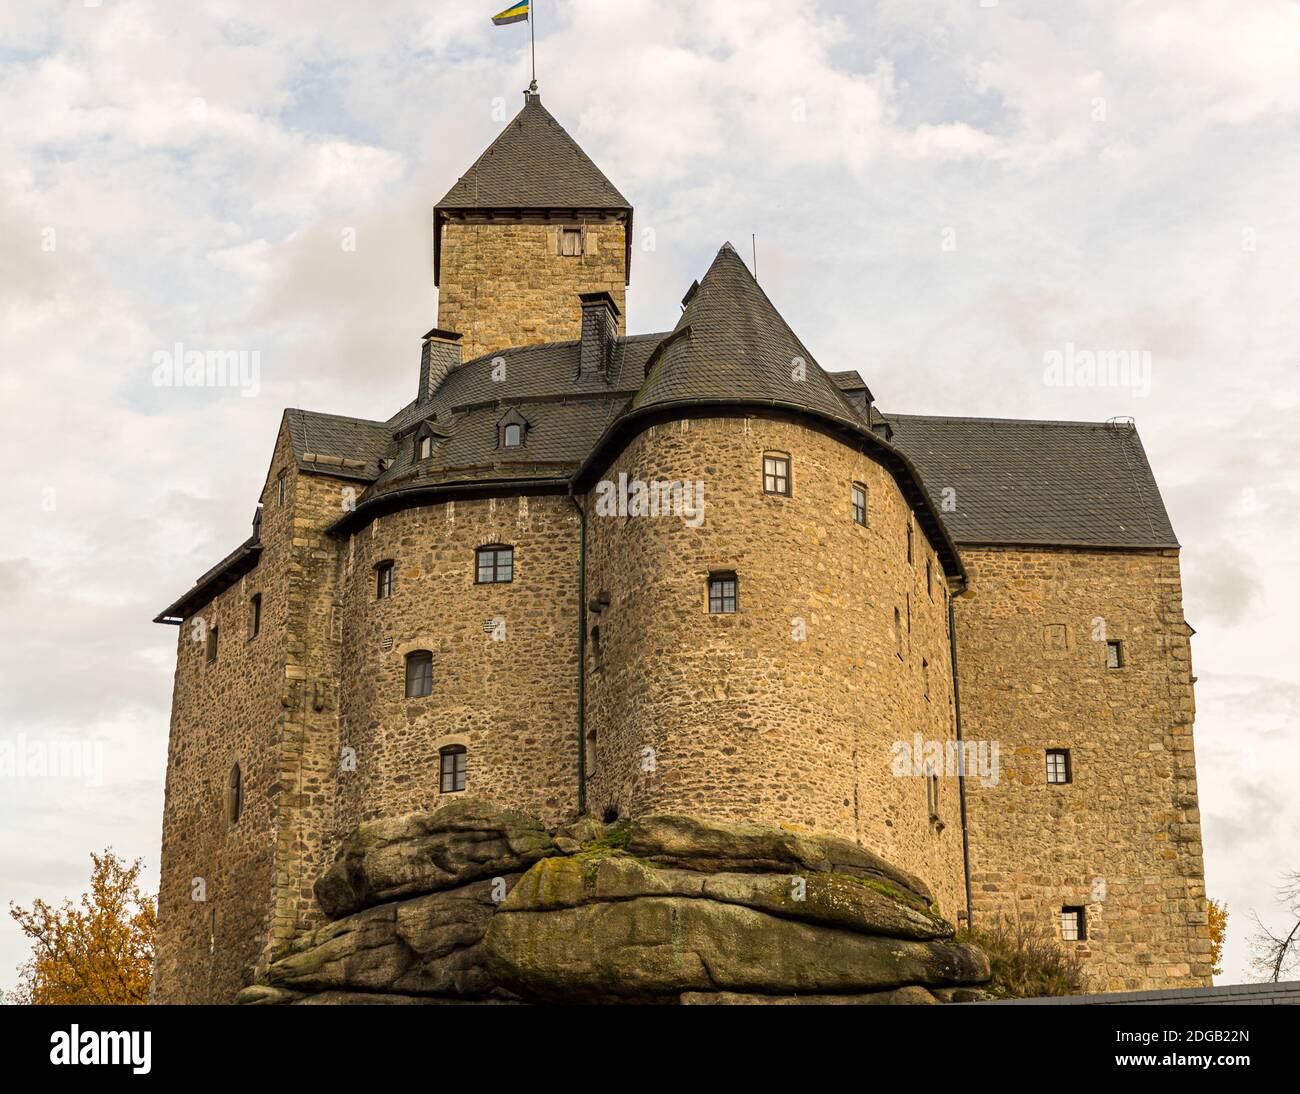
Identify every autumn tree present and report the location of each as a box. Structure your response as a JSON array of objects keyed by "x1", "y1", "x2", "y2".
[
  {"x1": 5, "y1": 850, "x2": 156, "y2": 1005},
  {"x1": 1206, "y1": 898, "x2": 1227, "y2": 978},
  {"x1": 1249, "y1": 871, "x2": 1300, "y2": 984}
]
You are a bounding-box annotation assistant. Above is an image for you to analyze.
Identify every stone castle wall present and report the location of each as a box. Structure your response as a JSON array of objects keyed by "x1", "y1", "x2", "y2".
[
  {"x1": 583, "y1": 415, "x2": 969, "y2": 922},
  {"x1": 437, "y1": 216, "x2": 627, "y2": 359},
  {"x1": 154, "y1": 428, "x2": 293, "y2": 1003},
  {"x1": 154, "y1": 425, "x2": 359, "y2": 1000},
  {"x1": 331, "y1": 495, "x2": 582, "y2": 848},
  {"x1": 954, "y1": 545, "x2": 1210, "y2": 991}
]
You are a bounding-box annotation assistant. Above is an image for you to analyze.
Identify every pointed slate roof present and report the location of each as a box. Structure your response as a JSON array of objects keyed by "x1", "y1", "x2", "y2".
[
  {"x1": 436, "y1": 94, "x2": 630, "y2": 211},
  {"x1": 434, "y1": 93, "x2": 632, "y2": 286},
  {"x1": 633, "y1": 243, "x2": 862, "y2": 425}
]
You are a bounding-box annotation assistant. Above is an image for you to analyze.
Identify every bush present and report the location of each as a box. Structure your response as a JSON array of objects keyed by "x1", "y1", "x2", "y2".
[{"x1": 961, "y1": 915, "x2": 1089, "y2": 999}]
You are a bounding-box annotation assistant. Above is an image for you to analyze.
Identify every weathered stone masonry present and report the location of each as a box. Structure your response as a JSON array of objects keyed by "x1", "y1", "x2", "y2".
[{"x1": 955, "y1": 546, "x2": 1208, "y2": 991}]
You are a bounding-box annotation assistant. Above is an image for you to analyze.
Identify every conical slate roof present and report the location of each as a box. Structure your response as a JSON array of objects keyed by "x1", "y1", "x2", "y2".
[
  {"x1": 633, "y1": 243, "x2": 860, "y2": 425},
  {"x1": 435, "y1": 93, "x2": 630, "y2": 211}
]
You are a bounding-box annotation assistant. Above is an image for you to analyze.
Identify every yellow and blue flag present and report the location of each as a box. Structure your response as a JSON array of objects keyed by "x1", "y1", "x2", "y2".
[{"x1": 492, "y1": 1, "x2": 529, "y2": 26}]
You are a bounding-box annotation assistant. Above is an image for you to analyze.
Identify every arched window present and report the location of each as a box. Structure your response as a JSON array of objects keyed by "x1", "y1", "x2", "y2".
[
  {"x1": 503, "y1": 423, "x2": 522, "y2": 447},
  {"x1": 226, "y1": 763, "x2": 242, "y2": 826},
  {"x1": 439, "y1": 745, "x2": 467, "y2": 793},
  {"x1": 405, "y1": 650, "x2": 433, "y2": 698}
]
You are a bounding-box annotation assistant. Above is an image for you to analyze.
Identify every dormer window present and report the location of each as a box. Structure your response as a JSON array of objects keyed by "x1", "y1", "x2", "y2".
[
  {"x1": 417, "y1": 435, "x2": 432, "y2": 461},
  {"x1": 497, "y1": 408, "x2": 529, "y2": 450}
]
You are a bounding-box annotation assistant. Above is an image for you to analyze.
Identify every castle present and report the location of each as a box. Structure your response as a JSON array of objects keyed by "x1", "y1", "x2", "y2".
[{"x1": 151, "y1": 92, "x2": 1210, "y2": 1003}]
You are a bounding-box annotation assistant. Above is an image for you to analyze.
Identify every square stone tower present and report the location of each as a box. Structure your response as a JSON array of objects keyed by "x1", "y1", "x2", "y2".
[{"x1": 433, "y1": 92, "x2": 632, "y2": 360}]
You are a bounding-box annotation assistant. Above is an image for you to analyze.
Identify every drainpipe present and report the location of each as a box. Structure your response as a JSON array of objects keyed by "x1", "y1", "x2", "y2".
[
  {"x1": 569, "y1": 492, "x2": 587, "y2": 817},
  {"x1": 948, "y1": 592, "x2": 974, "y2": 932}
]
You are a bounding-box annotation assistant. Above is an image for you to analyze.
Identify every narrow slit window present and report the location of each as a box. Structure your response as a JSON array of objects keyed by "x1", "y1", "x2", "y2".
[
  {"x1": 206, "y1": 624, "x2": 219, "y2": 664},
  {"x1": 249, "y1": 594, "x2": 262, "y2": 638},
  {"x1": 226, "y1": 763, "x2": 242, "y2": 825},
  {"x1": 405, "y1": 650, "x2": 433, "y2": 698},
  {"x1": 439, "y1": 746, "x2": 467, "y2": 793},
  {"x1": 907, "y1": 520, "x2": 914, "y2": 564},
  {"x1": 376, "y1": 561, "x2": 395, "y2": 600}
]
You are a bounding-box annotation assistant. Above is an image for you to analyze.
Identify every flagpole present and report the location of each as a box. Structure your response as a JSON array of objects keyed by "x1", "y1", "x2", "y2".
[{"x1": 529, "y1": 1, "x2": 537, "y2": 92}]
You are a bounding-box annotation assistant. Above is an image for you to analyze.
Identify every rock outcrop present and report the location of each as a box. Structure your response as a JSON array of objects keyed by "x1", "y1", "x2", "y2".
[{"x1": 238, "y1": 801, "x2": 990, "y2": 1005}]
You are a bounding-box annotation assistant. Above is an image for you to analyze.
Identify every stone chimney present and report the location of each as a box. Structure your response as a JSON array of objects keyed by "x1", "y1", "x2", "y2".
[
  {"x1": 578, "y1": 292, "x2": 620, "y2": 380},
  {"x1": 419, "y1": 328, "x2": 462, "y2": 402}
]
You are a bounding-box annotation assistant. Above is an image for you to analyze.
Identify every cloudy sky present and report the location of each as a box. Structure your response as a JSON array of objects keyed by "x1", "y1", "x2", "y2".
[{"x1": 2, "y1": 0, "x2": 1297, "y2": 990}]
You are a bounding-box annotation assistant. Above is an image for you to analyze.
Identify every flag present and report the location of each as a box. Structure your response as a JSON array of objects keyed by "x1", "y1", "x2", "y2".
[{"x1": 491, "y1": 1, "x2": 529, "y2": 26}]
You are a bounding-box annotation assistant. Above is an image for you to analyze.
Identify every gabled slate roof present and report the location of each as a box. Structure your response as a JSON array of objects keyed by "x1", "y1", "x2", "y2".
[
  {"x1": 435, "y1": 94, "x2": 630, "y2": 212},
  {"x1": 884, "y1": 414, "x2": 1179, "y2": 549},
  {"x1": 285, "y1": 409, "x2": 393, "y2": 481}
]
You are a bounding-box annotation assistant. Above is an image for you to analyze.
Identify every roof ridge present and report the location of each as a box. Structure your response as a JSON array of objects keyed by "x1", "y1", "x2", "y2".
[{"x1": 885, "y1": 411, "x2": 1144, "y2": 430}]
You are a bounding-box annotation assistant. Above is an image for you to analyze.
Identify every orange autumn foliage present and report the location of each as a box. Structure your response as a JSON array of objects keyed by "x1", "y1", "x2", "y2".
[{"x1": 6, "y1": 850, "x2": 156, "y2": 1005}]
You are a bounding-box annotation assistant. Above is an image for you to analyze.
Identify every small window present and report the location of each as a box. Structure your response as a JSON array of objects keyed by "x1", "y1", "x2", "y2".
[
  {"x1": 376, "y1": 561, "x2": 395, "y2": 600},
  {"x1": 1106, "y1": 640, "x2": 1124, "y2": 669},
  {"x1": 763, "y1": 454, "x2": 790, "y2": 496},
  {"x1": 560, "y1": 227, "x2": 583, "y2": 256},
  {"x1": 851, "y1": 483, "x2": 867, "y2": 526},
  {"x1": 439, "y1": 746, "x2": 467, "y2": 793},
  {"x1": 249, "y1": 594, "x2": 262, "y2": 638},
  {"x1": 276, "y1": 472, "x2": 287, "y2": 507},
  {"x1": 476, "y1": 546, "x2": 514, "y2": 584},
  {"x1": 906, "y1": 520, "x2": 914, "y2": 564},
  {"x1": 1046, "y1": 749, "x2": 1072, "y2": 784},
  {"x1": 708, "y1": 572, "x2": 737, "y2": 614},
  {"x1": 417, "y1": 435, "x2": 433, "y2": 461},
  {"x1": 206, "y1": 624, "x2": 219, "y2": 664},
  {"x1": 1061, "y1": 906, "x2": 1086, "y2": 942},
  {"x1": 226, "y1": 763, "x2": 242, "y2": 825},
  {"x1": 503, "y1": 423, "x2": 523, "y2": 447},
  {"x1": 926, "y1": 765, "x2": 940, "y2": 821},
  {"x1": 405, "y1": 650, "x2": 433, "y2": 698}
]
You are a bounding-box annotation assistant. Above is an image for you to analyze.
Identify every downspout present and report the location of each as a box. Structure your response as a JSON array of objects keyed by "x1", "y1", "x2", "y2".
[
  {"x1": 569, "y1": 492, "x2": 587, "y2": 817},
  {"x1": 948, "y1": 592, "x2": 974, "y2": 932}
]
